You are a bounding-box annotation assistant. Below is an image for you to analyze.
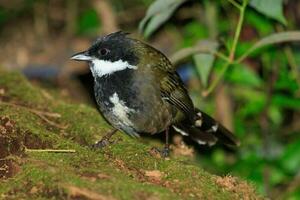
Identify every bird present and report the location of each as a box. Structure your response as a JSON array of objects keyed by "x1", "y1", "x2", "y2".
[{"x1": 71, "y1": 31, "x2": 240, "y2": 157}]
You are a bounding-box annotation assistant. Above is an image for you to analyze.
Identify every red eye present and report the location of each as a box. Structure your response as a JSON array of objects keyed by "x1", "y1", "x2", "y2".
[{"x1": 99, "y1": 48, "x2": 109, "y2": 56}]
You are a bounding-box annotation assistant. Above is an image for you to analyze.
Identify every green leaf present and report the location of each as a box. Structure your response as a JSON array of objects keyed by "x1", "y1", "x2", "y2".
[
  {"x1": 226, "y1": 64, "x2": 262, "y2": 87},
  {"x1": 193, "y1": 40, "x2": 218, "y2": 88},
  {"x1": 280, "y1": 139, "x2": 300, "y2": 173},
  {"x1": 272, "y1": 95, "x2": 300, "y2": 110},
  {"x1": 234, "y1": 88, "x2": 266, "y2": 116},
  {"x1": 245, "y1": 10, "x2": 274, "y2": 35},
  {"x1": 237, "y1": 31, "x2": 300, "y2": 62},
  {"x1": 194, "y1": 54, "x2": 214, "y2": 88},
  {"x1": 239, "y1": 97, "x2": 266, "y2": 117},
  {"x1": 182, "y1": 22, "x2": 208, "y2": 47},
  {"x1": 249, "y1": 0, "x2": 287, "y2": 25},
  {"x1": 286, "y1": 189, "x2": 300, "y2": 200},
  {"x1": 269, "y1": 165, "x2": 287, "y2": 186},
  {"x1": 275, "y1": 68, "x2": 299, "y2": 92},
  {"x1": 267, "y1": 105, "x2": 282, "y2": 125},
  {"x1": 77, "y1": 9, "x2": 100, "y2": 35},
  {"x1": 139, "y1": 0, "x2": 187, "y2": 37}
]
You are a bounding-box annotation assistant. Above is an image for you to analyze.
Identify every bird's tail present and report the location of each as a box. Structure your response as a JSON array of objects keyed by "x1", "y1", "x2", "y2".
[{"x1": 173, "y1": 108, "x2": 240, "y2": 147}]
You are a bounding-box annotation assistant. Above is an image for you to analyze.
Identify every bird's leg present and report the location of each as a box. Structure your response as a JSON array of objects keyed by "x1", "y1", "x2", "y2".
[
  {"x1": 91, "y1": 128, "x2": 118, "y2": 149},
  {"x1": 161, "y1": 127, "x2": 170, "y2": 157},
  {"x1": 149, "y1": 127, "x2": 170, "y2": 158}
]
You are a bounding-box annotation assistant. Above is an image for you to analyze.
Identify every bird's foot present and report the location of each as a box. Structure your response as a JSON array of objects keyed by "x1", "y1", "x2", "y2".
[
  {"x1": 161, "y1": 146, "x2": 170, "y2": 158},
  {"x1": 150, "y1": 146, "x2": 170, "y2": 158},
  {"x1": 91, "y1": 129, "x2": 118, "y2": 149},
  {"x1": 91, "y1": 138, "x2": 112, "y2": 149}
]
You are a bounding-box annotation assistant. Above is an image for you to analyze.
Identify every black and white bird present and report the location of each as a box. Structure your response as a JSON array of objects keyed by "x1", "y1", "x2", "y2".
[{"x1": 71, "y1": 31, "x2": 240, "y2": 156}]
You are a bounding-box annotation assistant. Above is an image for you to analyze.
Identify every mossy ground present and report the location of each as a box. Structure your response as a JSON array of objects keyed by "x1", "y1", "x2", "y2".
[{"x1": 0, "y1": 69, "x2": 262, "y2": 200}]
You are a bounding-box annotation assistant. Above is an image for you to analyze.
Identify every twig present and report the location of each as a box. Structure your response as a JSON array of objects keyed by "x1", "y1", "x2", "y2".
[
  {"x1": 227, "y1": 0, "x2": 242, "y2": 10},
  {"x1": 31, "y1": 110, "x2": 67, "y2": 129},
  {"x1": 229, "y1": 0, "x2": 248, "y2": 62},
  {"x1": 30, "y1": 109, "x2": 61, "y2": 118},
  {"x1": 0, "y1": 101, "x2": 61, "y2": 118},
  {"x1": 214, "y1": 51, "x2": 231, "y2": 63},
  {"x1": 259, "y1": 62, "x2": 279, "y2": 196},
  {"x1": 215, "y1": 85, "x2": 233, "y2": 130},
  {"x1": 202, "y1": 62, "x2": 230, "y2": 97},
  {"x1": 0, "y1": 101, "x2": 67, "y2": 129},
  {"x1": 170, "y1": 46, "x2": 215, "y2": 64},
  {"x1": 170, "y1": 43, "x2": 229, "y2": 64},
  {"x1": 93, "y1": 0, "x2": 118, "y2": 34},
  {"x1": 275, "y1": 25, "x2": 300, "y2": 94},
  {"x1": 33, "y1": 0, "x2": 48, "y2": 39},
  {"x1": 283, "y1": 46, "x2": 300, "y2": 92},
  {"x1": 204, "y1": 0, "x2": 248, "y2": 96},
  {"x1": 25, "y1": 148, "x2": 76, "y2": 153},
  {"x1": 65, "y1": 0, "x2": 78, "y2": 36},
  {"x1": 205, "y1": 1, "x2": 218, "y2": 39}
]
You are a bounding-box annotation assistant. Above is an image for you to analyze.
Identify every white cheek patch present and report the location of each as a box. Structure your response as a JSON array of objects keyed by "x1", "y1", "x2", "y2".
[{"x1": 90, "y1": 59, "x2": 137, "y2": 77}]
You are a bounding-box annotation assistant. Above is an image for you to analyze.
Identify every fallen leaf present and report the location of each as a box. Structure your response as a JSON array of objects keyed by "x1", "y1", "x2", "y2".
[
  {"x1": 29, "y1": 186, "x2": 39, "y2": 194},
  {"x1": 215, "y1": 176, "x2": 237, "y2": 191},
  {"x1": 0, "y1": 88, "x2": 5, "y2": 95},
  {"x1": 215, "y1": 175, "x2": 257, "y2": 199},
  {"x1": 134, "y1": 191, "x2": 161, "y2": 200},
  {"x1": 148, "y1": 147, "x2": 162, "y2": 159},
  {"x1": 144, "y1": 170, "x2": 163, "y2": 182},
  {"x1": 65, "y1": 185, "x2": 116, "y2": 200},
  {"x1": 172, "y1": 135, "x2": 195, "y2": 157},
  {"x1": 97, "y1": 173, "x2": 111, "y2": 180},
  {"x1": 81, "y1": 176, "x2": 97, "y2": 182}
]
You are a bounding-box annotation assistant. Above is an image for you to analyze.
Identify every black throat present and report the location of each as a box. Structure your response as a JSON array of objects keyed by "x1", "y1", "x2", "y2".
[{"x1": 94, "y1": 69, "x2": 138, "y2": 109}]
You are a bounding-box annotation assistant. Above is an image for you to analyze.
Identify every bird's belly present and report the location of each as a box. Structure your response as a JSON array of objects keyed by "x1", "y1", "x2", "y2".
[
  {"x1": 98, "y1": 92, "x2": 139, "y2": 137},
  {"x1": 96, "y1": 90, "x2": 172, "y2": 136},
  {"x1": 93, "y1": 69, "x2": 174, "y2": 136}
]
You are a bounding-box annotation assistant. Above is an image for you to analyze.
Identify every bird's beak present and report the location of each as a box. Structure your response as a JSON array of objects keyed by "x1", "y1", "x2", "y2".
[{"x1": 70, "y1": 51, "x2": 93, "y2": 61}]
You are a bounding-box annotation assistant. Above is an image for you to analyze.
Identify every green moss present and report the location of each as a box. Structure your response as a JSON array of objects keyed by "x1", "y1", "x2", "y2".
[
  {"x1": 0, "y1": 70, "x2": 44, "y2": 105},
  {"x1": 0, "y1": 70, "x2": 262, "y2": 199}
]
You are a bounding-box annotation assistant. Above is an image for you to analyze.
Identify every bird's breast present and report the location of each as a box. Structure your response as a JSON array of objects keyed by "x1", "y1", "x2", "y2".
[{"x1": 93, "y1": 68, "x2": 173, "y2": 135}]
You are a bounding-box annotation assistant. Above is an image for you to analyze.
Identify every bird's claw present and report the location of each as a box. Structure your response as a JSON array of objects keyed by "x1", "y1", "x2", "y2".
[
  {"x1": 161, "y1": 146, "x2": 170, "y2": 158},
  {"x1": 150, "y1": 146, "x2": 170, "y2": 158},
  {"x1": 91, "y1": 129, "x2": 118, "y2": 149},
  {"x1": 91, "y1": 138, "x2": 112, "y2": 149}
]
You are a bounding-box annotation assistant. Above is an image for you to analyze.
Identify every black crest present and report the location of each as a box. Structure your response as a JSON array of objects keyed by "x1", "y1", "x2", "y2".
[
  {"x1": 88, "y1": 31, "x2": 138, "y2": 65},
  {"x1": 104, "y1": 31, "x2": 130, "y2": 40},
  {"x1": 93, "y1": 31, "x2": 130, "y2": 45}
]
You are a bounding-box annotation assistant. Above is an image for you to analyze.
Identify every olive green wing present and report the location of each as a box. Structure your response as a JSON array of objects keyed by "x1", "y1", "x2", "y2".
[
  {"x1": 137, "y1": 41, "x2": 194, "y2": 122},
  {"x1": 159, "y1": 70, "x2": 194, "y2": 122}
]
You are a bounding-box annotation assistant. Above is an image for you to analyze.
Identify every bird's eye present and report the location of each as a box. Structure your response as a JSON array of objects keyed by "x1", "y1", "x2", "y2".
[{"x1": 99, "y1": 48, "x2": 109, "y2": 56}]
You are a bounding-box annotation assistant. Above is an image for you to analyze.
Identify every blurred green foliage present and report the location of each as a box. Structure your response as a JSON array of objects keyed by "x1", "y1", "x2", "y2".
[
  {"x1": 140, "y1": 0, "x2": 300, "y2": 199},
  {"x1": 77, "y1": 9, "x2": 100, "y2": 35}
]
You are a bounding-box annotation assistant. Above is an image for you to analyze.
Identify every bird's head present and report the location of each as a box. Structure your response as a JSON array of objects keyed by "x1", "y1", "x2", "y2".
[{"x1": 71, "y1": 31, "x2": 139, "y2": 77}]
